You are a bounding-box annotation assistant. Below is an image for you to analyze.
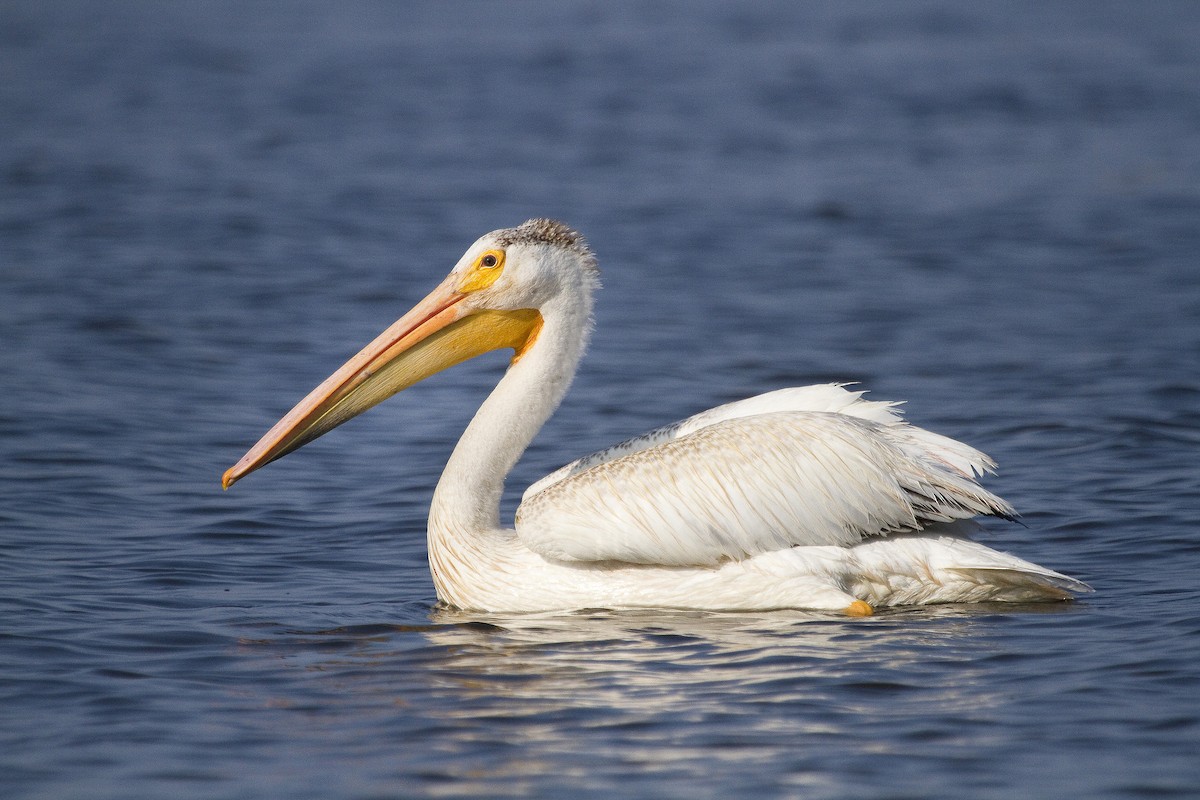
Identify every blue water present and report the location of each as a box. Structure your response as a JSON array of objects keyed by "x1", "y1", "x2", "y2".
[{"x1": 3, "y1": 2, "x2": 1199, "y2": 798}]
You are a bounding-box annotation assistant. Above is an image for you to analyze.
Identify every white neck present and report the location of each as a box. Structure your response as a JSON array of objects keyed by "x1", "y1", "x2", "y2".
[{"x1": 428, "y1": 289, "x2": 592, "y2": 553}]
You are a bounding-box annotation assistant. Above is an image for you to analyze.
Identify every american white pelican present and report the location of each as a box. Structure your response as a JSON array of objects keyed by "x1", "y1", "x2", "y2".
[{"x1": 223, "y1": 219, "x2": 1090, "y2": 615}]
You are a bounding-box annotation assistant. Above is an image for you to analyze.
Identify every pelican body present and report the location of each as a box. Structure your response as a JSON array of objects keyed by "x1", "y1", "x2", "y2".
[{"x1": 224, "y1": 220, "x2": 1089, "y2": 615}]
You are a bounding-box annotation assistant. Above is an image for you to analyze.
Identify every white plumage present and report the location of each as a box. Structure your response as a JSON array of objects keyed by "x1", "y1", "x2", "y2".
[
  {"x1": 518, "y1": 387, "x2": 1014, "y2": 565},
  {"x1": 224, "y1": 219, "x2": 1090, "y2": 614}
]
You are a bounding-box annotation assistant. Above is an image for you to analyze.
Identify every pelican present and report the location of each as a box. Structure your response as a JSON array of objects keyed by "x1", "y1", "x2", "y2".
[{"x1": 223, "y1": 219, "x2": 1089, "y2": 615}]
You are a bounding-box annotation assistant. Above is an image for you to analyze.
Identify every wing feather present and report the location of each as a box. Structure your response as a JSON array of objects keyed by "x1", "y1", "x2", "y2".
[
  {"x1": 516, "y1": 402, "x2": 1013, "y2": 567},
  {"x1": 522, "y1": 384, "x2": 902, "y2": 500}
]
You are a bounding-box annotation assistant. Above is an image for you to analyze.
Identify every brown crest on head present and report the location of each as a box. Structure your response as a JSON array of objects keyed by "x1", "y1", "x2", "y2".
[{"x1": 495, "y1": 219, "x2": 598, "y2": 275}]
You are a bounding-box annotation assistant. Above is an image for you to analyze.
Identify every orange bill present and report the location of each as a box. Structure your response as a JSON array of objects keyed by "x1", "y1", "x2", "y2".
[{"x1": 222, "y1": 272, "x2": 541, "y2": 488}]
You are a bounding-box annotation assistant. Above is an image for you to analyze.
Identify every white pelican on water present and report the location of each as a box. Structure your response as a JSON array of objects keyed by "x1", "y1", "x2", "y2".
[{"x1": 223, "y1": 219, "x2": 1089, "y2": 615}]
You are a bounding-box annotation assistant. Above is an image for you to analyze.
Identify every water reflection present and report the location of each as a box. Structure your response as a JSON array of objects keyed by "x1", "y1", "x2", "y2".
[
  {"x1": 418, "y1": 607, "x2": 999, "y2": 712},
  {"x1": 232, "y1": 605, "x2": 1075, "y2": 793},
  {"x1": 251, "y1": 604, "x2": 1083, "y2": 718}
]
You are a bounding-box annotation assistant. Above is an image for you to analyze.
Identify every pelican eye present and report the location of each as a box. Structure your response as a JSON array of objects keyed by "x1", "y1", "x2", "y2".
[
  {"x1": 458, "y1": 249, "x2": 507, "y2": 292},
  {"x1": 476, "y1": 249, "x2": 505, "y2": 270}
]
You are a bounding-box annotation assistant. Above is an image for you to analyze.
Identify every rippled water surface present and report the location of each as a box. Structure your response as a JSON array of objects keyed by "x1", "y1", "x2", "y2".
[{"x1": 3, "y1": 2, "x2": 1199, "y2": 798}]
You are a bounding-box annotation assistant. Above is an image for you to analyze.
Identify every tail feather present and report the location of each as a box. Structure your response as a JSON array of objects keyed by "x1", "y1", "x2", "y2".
[
  {"x1": 849, "y1": 532, "x2": 1092, "y2": 607},
  {"x1": 944, "y1": 566, "x2": 1093, "y2": 602}
]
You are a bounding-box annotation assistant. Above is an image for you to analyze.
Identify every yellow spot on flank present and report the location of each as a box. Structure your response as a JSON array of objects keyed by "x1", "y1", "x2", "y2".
[
  {"x1": 457, "y1": 249, "x2": 507, "y2": 293},
  {"x1": 844, "y1": 600, "x2": 874, "y2": 617}
]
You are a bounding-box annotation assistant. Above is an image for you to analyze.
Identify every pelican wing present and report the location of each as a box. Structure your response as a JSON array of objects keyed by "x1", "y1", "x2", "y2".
[
  {"x1": 516, "y1": 387, "x2": 1014, "y2": 567},
  {"x1": 523, "y1": 384, "x2": 904, "y2": 499}
]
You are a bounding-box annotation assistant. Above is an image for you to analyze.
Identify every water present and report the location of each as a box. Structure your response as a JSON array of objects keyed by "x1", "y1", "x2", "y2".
[{"x1": 3, "y1": 1, "x2": 1199, "y2": 797}]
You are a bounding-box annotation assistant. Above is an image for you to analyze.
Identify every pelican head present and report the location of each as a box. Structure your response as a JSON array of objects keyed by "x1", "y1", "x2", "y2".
[{"x1": 222, "y1": 219, "x2": 598, "y2": 489}]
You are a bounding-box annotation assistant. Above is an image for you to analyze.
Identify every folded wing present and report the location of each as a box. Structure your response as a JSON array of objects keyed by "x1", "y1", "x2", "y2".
[{"x1": 516, "y1": 385, "x2": 1014, "y2": 567}]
